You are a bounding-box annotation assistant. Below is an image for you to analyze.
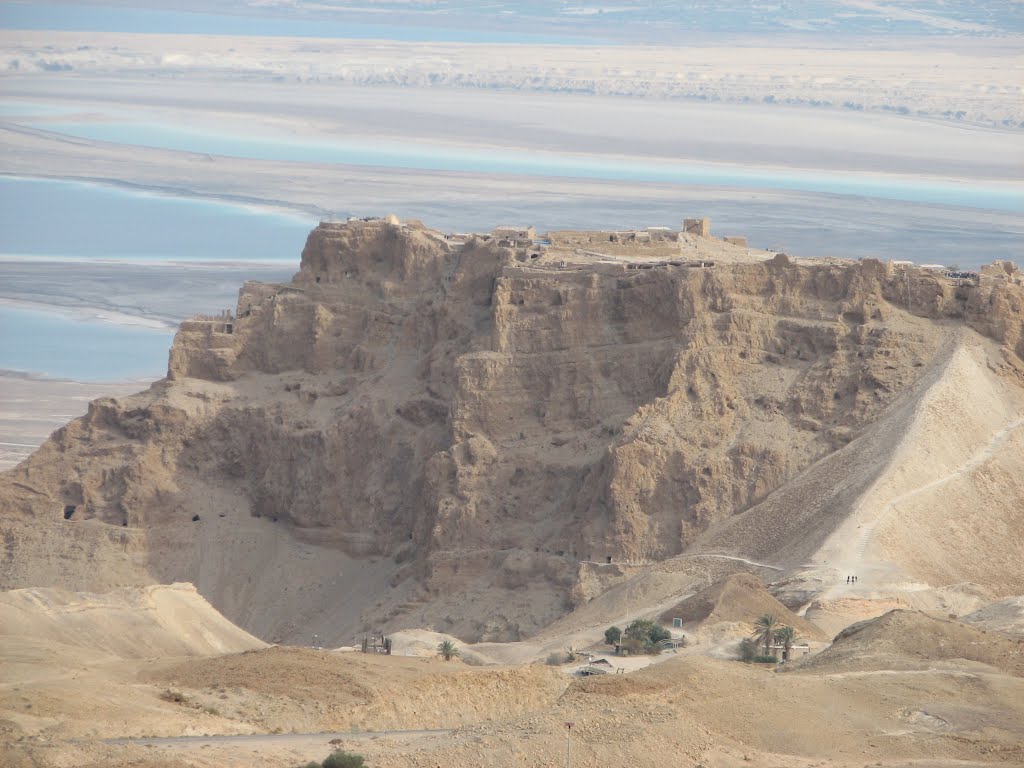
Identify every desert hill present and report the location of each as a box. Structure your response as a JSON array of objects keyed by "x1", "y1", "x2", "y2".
[
  {"x1": 963, "y1": 596, "x2": 1024, "y2": 637},
  {"x1": 658, "y1": 573, "x2": 827, "y2": 641},
  {"x1": 0, "y1": 582, "x2": 264, "y2": 659},
  {"x1": 2, "y1": 218, "x2": 1023, "y2": 645},
  {"x1": 791, "y1": 608, "x2": 1024, "y2": 677},
  {"x1": 0, "y1": 584, "x2": 267, "y2": 748}
]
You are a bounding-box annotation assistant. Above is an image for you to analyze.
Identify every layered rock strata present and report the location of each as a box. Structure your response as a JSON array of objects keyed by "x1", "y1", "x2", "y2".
[{"x1": 2, "y1": 219, "x2": 1022, "y2": 641}]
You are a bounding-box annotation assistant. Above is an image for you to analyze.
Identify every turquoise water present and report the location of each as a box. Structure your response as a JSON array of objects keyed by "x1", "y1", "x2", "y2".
[
  {"x1": 0, "y1": 2, "x2": 597, "y2": 44},
  {"x1": 0, "y1": 176, "x2": 316, "y2": 262},
  {"x1": 1, "y1": 1, "x2": 1018, "y2": 40},
  {"x1": 0, "y1": 305, "x2": 171, "y2": 381},
  {"x1": 0, "y1": 176, "x2": 311, "y2": 380},
  {"x1": 33, "y1": 121, "x2": 1024, "y2": 212},
  {"x1": 0, "y1": 102, "x2": 71, "y2": 116}
]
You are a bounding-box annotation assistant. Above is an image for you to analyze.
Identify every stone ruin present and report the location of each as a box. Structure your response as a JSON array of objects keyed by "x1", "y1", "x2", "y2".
[{"x1": 683, "y1": 217, "x2": 711, "y2": 237}]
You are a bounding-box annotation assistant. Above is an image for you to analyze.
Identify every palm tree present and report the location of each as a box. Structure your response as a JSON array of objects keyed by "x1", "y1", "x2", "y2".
[
  {"x1": 775, "y1": 625, "x2": 798, "y2": 662},
  {"x1": 751, "y1": 614, "x2": 780, "y2": 657},
  {"x1": 437, "y1": 639, "x2": 459, "y2": 661}
]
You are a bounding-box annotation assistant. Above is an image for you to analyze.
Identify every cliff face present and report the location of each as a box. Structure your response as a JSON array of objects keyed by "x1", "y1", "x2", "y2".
[{"x1": 2, "y1": 220, "x2": 1022, "y2": 642}]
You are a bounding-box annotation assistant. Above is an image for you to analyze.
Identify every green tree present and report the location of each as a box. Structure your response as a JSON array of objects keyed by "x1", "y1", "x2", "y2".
[
  {"x1": 624, "y1": 619, "x2": 656, "y2": 641},
  {"x1": 437, "y1": 639, "x2": 459, "y2": 661},
  {"x1": 647, "y1": 624, "x2": 671, "y2": 645},
  {"x1": 624, "y1": 619, "x2": 672, "y2": 653},
  {"x1": 751, "y1": 614, "x2": 780, "y2": 657},
  {"x1": 775, "y1": 625, "x2": 798, "y2": 661},
  {"x1": 604, "y1": 626, "x2": 622, "y2": 646}
]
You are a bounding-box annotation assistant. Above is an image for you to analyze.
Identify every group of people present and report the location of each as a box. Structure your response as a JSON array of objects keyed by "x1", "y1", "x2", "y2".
[{"x1": 846, "y1": 575, "x2": 858, "y2": 584}]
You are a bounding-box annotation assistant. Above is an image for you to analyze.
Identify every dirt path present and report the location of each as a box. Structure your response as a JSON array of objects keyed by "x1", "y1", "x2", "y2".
[
  {"x1": 810, "y1": 336, "x2": 1024, "y2": 604},
  {"x1": 853, "y1": 415, "x2": 1024, "y2": 563},
  {"x1": 104, "y1": 728, "x2": 451, "y2": 749},
  {"x1": 681, "y1": 553, "x2": 783, "y2": 571}
]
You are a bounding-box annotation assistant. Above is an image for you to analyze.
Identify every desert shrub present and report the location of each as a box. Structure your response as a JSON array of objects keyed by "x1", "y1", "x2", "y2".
[
  {"x1": 623, "y1": 619, "x2": 656, "y2": 642},
  {"x1": 753, "y1": 655, "x2": 778, "y2": 664},
  {"x1": 647, "y1": 624, "x2": 671, "y2": 645},
  {"x1": 624, "y1": 619, "x2": 673, "y2": 654},
  {"x1": 159, "y1": 689, "x2": 189, "y2": 705},
  {"x1": 604, "y1": 625, "x2": 622, "y2": 645},
  {"x1": 322, "y1": 750, "x2": 367, "y2": 768},
  {"x1": 737, "y1": 638, "x2": 758, "y2": 662}
]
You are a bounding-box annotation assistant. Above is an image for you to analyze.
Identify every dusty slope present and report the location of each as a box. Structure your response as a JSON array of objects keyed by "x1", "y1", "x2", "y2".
[
  {"x1": 693, "y1": 326, "x2": 1024, "y2": 637},
  {"x1": 144, "y1": 646, "x2": 569, "y2": 734},
  {"x1": 0, "y1": 585, "x2": 566, "y2": 744},
  {"x1": 963, "y1": 596, "x2": 1024, "y2": 637},
  {"x1": 0, "y1": 582, "x2": 264, "y2": 659},
  {"x1": 2, "y1": 219, "x2": 1023, "y2": 644},
  {"x1": 0, "y1": 584, "x2": 266, "y2": 745},
  {"x1": 818, "y1": 334, "x2": 1024, "y2": 588},
  {"x1": 11, "y1": 632, "x2": 1024, "y2": 768},
  {"x1": 3, "y1": 591, "x2": 1024, "y2": 768},
  {"x1": 658, "y1": 573, "x2": 826, "y2": 641},
  {"x1": 790, "y1": 609, "x2": 1024, "y2": 678}
]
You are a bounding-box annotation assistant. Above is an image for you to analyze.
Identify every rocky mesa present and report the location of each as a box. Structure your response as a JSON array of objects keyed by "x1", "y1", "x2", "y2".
[{"x1": 2, "y1": 217, "x2": 1023, "y2": 643}]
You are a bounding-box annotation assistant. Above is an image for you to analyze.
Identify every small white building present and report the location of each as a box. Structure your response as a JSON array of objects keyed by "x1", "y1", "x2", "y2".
[{"x1": 646, "y1": 226, "x2": 677, "y2": 242}]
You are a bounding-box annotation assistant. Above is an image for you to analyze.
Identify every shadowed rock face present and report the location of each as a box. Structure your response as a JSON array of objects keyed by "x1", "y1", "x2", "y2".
[{"x1": 2, "y1": 219, "x2": 1023, "y2": 642}]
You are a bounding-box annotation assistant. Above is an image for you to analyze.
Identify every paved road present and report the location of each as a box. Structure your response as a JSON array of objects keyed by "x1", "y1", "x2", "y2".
[{"x1": 105, "y1": 728, "x2": 452, "y2": 748}]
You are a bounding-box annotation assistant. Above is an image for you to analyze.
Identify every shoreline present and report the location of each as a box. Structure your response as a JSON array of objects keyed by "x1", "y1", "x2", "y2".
[
  {"x1": 0, "y1": 367, "x2": 158, "y2": 386},
  {"x1": 0, "y1": 250, "x2": 302, "y2": 268},
  {"x1": 0, "y1": 296, "x2": 178, "y2": 331},
  {"x1": 8, "y1": 135, "x2": 1023, "y2": 212},
  {"x1": 0, "y1": 170, "x2": 325, "y2": 228}
]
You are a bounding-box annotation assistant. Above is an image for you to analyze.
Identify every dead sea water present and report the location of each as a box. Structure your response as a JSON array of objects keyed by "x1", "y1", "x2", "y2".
[{"x1": 0, "y1": 177, "x2": 311, "y2": 380}]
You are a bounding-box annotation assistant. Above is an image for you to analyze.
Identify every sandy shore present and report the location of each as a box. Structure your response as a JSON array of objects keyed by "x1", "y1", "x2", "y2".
[
  {"x1": 0, "y1": 260, "x2": 295, "y2": 327},
  {"x1": 0, "y1": 297, "x2": 174, "y2": 330}
]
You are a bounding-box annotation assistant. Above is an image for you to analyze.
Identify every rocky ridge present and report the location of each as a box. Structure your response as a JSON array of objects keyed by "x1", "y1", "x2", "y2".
[{"x1": 2, "y1": 218, "x2": 1022, "y2": 642}]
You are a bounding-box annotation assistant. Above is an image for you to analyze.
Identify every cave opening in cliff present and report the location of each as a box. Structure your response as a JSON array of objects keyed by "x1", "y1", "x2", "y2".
[{"x1": 63, "y1": 505, "x2": 76, "y2": 520}]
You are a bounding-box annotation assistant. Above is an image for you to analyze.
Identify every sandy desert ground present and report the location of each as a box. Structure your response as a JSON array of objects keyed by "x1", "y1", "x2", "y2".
[{"x1": 3, "y1": 582, "x2": 1023, "y2": 768}]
